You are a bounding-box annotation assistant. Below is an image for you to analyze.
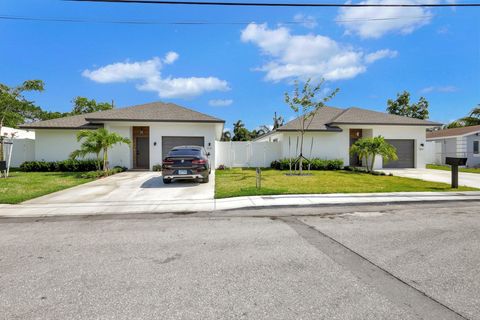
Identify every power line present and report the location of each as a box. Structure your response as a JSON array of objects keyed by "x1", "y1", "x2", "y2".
[
  {"x1": 68, "y1": 0, "x2": 480, "y2": 7},
  {"x1": 0, "y1": 14, "x2": 436, "y2": 25}
]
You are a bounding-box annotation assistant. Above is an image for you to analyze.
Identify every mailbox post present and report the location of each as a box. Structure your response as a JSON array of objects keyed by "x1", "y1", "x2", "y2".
[{"x1": 445, "y1": 157, "x2": 467, "y2": 189}]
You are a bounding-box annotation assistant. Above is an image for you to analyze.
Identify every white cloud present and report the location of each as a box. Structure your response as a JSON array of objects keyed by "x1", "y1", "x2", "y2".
[
  {"x1": 82, "y1": 52, "x2": 229, "y2": 99},
  {"x1": 163, "y1": 51, "x2": 179, "y2": 64},
  {"x1": 365, "y1": 49, "x2": 398, "y2": 63},
  {"x1": 208, "y1": 99, "x2": 233, "y2": 107},
  {"x1": 337, "y1": 0, "x2": 435, "y2": 39},
  {"x1": 241, "y1": 23, "x2": 396, "y2": 82},
  {"x1": 293, "y1": 14, "x2": 318, "y2": 29},
  {"x1": 82, "y1": 57, "x2": 161, "y2": 83},
  {"x1": 420, "y1": 85, "x2": 458, "y2": 94}
]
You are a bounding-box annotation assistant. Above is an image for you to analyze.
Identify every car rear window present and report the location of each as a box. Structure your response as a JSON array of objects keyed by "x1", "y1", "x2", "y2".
[{"x1": 168, "y1": 149, "x2": 201, "y2": 156}]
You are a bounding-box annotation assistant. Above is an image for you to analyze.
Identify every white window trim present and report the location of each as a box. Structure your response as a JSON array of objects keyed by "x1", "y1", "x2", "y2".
[{"x1": 473, "y1": 140, "x2": 480, "y2": 157}]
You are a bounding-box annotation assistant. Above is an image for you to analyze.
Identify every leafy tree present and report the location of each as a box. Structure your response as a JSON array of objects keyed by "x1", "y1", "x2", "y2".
[
  {"x1": 285, "y1": 79, "x2": 339, "y2": 174},
  {"x1": 71, "y1": 97, "x2": 114, "y2": 115},
  {"x1": 0, "y1": 80, "x2": 45, "y2": 161},
  {"x1": 273, "y1": 112, "x2": 284, "y2": 129},
  {"x1": 350, "y1": 136, "x2": 398, "y2": 172},
  {"x1": 387, "y1": 91, "x2": 429, "y2": 120},
  {"x1": 70, "y1": 128, "x2": 130, "y2": 171}
]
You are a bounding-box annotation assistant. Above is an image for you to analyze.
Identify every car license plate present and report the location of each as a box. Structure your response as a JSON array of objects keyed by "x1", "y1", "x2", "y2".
[{"x1": 178, "y1": 170, "x2": 188, "y2": 175}]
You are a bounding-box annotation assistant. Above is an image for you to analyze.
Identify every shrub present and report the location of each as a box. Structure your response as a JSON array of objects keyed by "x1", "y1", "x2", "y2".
[
  {"x1": 152, "y1": 164, "x2": 162, "y2": 172},
  {"x1": 20, "y1": 160, "x2": 98, "y2": 172},
  {"x1": 344, "y1": 166, "x2": 388, "y2": 176},
  {"x1": 217, "y1": 164, "x2": 227, "y2": 170},
  {"x1": 271, "y1": 158, "x2": 343, "y2": 171},
  {"x1": 80, "y1": 166, "x2": 127, "y2": 179}
]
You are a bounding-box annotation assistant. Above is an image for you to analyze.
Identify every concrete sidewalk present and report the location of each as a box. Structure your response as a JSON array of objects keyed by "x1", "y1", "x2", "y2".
[{"x1": 2, "y1": 191, "x2": 480, "y2": 218}]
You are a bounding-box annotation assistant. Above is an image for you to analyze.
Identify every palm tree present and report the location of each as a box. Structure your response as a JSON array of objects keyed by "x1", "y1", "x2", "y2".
[
  {"x1": 70, "y1": 130, "x2": 103, "y2": 170},
  {"x1": 273, "y1": 112, "x2": 284, "y2": 129},
  {"x1": 221, "y1": 131, "x2": 231, "y2": 141},
  {"x1": 70, "y1": 128, "x2": 131, "y2": 171},
  {"x1": 350, "y1": 136, "x2": 398, "y2": 172}
]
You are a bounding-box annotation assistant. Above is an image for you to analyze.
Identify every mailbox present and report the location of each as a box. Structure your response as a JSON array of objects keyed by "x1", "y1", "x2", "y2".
[
  {"x1": 0, "y1": 161, "x2": 6, "y2": 171},
  {"x1": 446, "y1": 157, "x2": 467, "y2": 166}
]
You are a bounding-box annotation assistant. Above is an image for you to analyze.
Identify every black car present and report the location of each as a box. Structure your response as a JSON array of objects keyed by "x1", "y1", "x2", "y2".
[{"x1": 162, "y1": 146, "x2": 211, "y2": 184}]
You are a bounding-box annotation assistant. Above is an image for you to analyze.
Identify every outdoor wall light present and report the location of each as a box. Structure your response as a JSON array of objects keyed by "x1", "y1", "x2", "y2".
[
  {"x1": 420, "y1": 143, "x2": 425, "y2": 147},
  {"x1": 153, "y1": 142, "x2": 157, "y2": 146},
  {"x1": 208, "y1": 142, "x2": 211, "y2": 147}
]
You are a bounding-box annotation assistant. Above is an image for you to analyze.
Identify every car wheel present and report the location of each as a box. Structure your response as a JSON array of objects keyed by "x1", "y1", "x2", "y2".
[{"x1": 163, "y1": 178, "x2": 172, "y2": 184}]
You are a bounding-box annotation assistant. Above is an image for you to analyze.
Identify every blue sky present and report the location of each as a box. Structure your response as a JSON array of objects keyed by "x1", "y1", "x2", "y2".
[{"x1": 1, "y1": 0, "x2": 479, "y2": 130}]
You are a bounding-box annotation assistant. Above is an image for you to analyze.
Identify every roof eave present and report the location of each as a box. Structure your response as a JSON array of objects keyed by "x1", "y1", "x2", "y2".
[
  {"x1": 329, "y1": 121, "x2": 443, "y2": 127},
  {"x1": 84, "y1": 118, "x2": 225, "y2": 123}
]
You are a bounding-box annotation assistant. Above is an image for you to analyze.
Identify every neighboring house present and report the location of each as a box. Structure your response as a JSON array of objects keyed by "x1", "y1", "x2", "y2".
[
  {"x1": 1, "y1": 126, "x2": 35, "y2": 167},
  {"x1": 20, "y1": 102, "x2": 224, "y2": 169},
  {"x1": 426, "y1": 125, "x2": 480, "y2": 168},
  {"x1": 255, "y1": 106, "x2": 441, "y2": 169}
]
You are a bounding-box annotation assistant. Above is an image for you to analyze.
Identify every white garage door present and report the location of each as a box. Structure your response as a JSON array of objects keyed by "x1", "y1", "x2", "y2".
[{"x1": 162, "y1": 136, "x2": 205, "y2": 160}]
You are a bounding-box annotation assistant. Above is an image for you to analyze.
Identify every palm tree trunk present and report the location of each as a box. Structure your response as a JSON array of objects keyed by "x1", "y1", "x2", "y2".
[
  {"x1": 103, "y1": 148, "x2": 108, "y2": 172},
  {"x1": 370, "y1": 154, "x2": 376, "y2": 172}
]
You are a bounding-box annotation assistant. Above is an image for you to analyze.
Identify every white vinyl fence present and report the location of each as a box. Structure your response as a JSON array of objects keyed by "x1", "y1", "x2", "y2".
[
  {"x1": 215, "y1": 141, "x2": 282, "y2": 168},
  {"x1": 2, "y1": 139, "x2": 35, "y2": 167},
  {"x1": 424, "y1": 141, "x2": 442, "y2": 165}
]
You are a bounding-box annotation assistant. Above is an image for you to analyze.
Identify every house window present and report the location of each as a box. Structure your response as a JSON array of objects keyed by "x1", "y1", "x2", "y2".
[{"x1": 474, "y1": 141, "x2": 479, "y2": 155}]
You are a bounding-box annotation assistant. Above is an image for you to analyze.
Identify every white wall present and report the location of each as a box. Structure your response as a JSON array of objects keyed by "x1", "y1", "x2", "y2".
[
  {"x1": 2, "y1": 139, "x2": 35, "y2": 167},
  {"x1": 215, "y1": 141, "x2": 282, "y2": 168},
  {"x1": 105, "y1": 121, "x2": 222, "y2": 169},
  {"x1": 34, "y1": 129, "x2": 82, "y2": 162}
]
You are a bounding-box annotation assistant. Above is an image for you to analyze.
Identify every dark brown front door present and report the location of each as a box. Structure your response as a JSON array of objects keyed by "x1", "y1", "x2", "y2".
[
  {"x1": 349, "y1": 129, "x2": 363, "y2": 166},
  {"x1": 135, "y1": 137, "x2": 150, "y2": 169}
]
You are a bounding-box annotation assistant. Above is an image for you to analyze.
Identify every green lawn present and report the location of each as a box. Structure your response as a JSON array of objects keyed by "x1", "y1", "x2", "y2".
[
  {"x1": 215, "y1": 168, "x2": 477, "y2": 198},
  {"x1": 0, "y1": 172, "x2": 94, "y2": 204},
  {"x1": 427, "y1": 164, "x2": 480, "y2": 174}
]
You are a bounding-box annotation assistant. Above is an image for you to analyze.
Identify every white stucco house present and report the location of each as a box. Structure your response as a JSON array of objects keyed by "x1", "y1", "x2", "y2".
[
  {"x1": 20, "y1": 102, "x2": 224, "y2": 170},
  {"x1": 255, "y1": 106, "x2": 441, "y2": 169},
  {"x1": 426, "y1": 124, "x2": 480, "y2": 168}
]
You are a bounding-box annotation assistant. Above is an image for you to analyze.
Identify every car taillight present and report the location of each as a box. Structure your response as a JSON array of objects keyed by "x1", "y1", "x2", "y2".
[
  {"x1": 192, "y1": 159, "x2": 207, "y2": 165},
  {"x1": 163, "y1": 160, "x2": 174, "y2": 165}
]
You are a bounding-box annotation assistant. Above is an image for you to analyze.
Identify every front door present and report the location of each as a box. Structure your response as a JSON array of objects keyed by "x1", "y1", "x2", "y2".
[
  {"x1": 135, "y1": 137, "x2": 150, "y2": 169},
  {"x1": 349, "y1": 129, "x2": 363, "y2": 166}
]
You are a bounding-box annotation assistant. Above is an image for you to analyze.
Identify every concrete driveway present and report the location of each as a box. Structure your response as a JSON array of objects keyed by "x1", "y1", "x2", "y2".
[
  {"x1": 20, "y1": 171, "x2": 215, "y2": 214},
  {"x1": 380, "y1": 168, "x2": 480, "y2": 188}
]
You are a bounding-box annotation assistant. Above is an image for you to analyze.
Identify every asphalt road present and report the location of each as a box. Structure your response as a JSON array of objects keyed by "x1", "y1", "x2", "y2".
[{"x1": 1, "y1": 201, "x2": 479, "y2": 320}]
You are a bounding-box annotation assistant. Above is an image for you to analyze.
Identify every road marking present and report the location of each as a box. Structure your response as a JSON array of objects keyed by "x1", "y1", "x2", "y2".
[{"x1": 281, "y1": 216, "x2": 468, "y2": 320}]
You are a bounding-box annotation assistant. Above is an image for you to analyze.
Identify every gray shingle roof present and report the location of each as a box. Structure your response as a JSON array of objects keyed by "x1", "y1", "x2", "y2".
[
  {"x1": 20, "y1": 101, "x2": 224, "y2": 129},
  {"x1": 277, "y1": 107, "x2": 344, "y2": 132},
  {"x1": 19, "y1": 114, "x2": 102, "y2": 130},
  {"x1": 276, "y1": 106, "x2": 441, "y2": 132},
  {"x1": 329, "y1": 107, "x2": 442, "y2": 126},
  {"x1": 427, "y1": 125, "x2": 480, "y2": 139},
  {"x1": 85, "y1": 102, "x2": 224, "y2": 123}
]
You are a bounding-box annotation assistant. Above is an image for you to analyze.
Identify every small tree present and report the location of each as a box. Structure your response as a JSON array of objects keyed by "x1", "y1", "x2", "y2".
[
  {"x1": 70, "y1": 128, "x2": 130, "y2": 172},
  {"x1": 350, "y1": 136, "x2": 398, "y2": 172},
  {"x1": 285, "y1": 79, "x2": 339, "y2": 174},
  {"x1": 387, "y1": 91, "x2": 429, "y2": 120}
]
